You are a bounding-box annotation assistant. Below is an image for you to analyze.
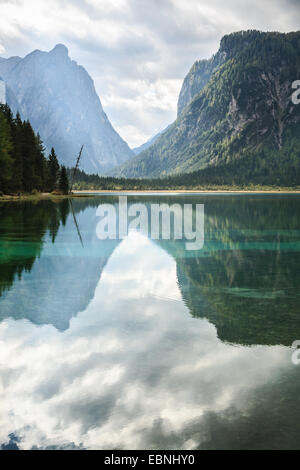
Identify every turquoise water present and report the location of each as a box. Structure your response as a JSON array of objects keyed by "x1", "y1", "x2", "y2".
[{"x1": 0, "y1": 194, "x2": 300, "y2": 450}]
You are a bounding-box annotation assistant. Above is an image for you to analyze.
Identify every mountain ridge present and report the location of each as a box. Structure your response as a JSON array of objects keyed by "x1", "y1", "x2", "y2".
[
  {"x1": 111, "y1": 30, "x2": 300, "y2": 182},
  {"x1": 132, "y1": 125, "x2": 172, "y2": 155},
  {"x1": 0, "y1": 45, "x2": 133, "y2": 173}
]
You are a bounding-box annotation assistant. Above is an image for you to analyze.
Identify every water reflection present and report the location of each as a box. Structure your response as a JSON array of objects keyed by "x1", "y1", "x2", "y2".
[
  {"x1": 0, "y1": 199, "x2": 119, "y2": 330},
  {"x1": 0, "y1": 195, "x2": 300, "y2": 449}
]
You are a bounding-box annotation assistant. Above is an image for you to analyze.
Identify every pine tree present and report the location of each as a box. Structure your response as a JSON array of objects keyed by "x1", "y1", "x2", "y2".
[
  {"x1": 58, "y1": 166, "x2": 69, "y2": 195},
  {"x1": 35, "y1": 134, "x2": 48, "y2": 191},
  {"x1": 0, "y1": 110, "x2": 13, "y2": 193},
  {"x1": 11, "y1": 112, "x2": 23, "y2": 191},
  {"x1": 21, "y1": 120, "x2": 39, "y2": 192},
  {"x1": 47, "y1": 148, "x2": 60, "y2": 192}
]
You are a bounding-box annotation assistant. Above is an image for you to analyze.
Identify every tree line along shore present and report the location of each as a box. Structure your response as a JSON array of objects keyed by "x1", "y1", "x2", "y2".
[{"x1": 1, "y1": 103, "x2": 300, "y2": 199}]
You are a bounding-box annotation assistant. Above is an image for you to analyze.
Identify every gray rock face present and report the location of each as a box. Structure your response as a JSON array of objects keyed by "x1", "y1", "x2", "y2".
[
  {"x1": 0, "y1": 44, "x2": 133, "y2": 173},
  {"x1": 0, "y1": 78, "x2": 5, "y2": 104},
  {"x1": 177, "y1": 31, "x2": 266, "y2": 115},
  {"x1": 177, "y1": 52, "x2": 226, "y2": 116}
]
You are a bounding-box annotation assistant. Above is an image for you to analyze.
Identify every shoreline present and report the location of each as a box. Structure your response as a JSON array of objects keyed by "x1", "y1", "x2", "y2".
[
  {"x1": 0, "y1": 193, "x2": 96, "y2": 202},
  {"x1": 1, "y1": 189, "x2": 300, "y2": 202},
  {"x1": 73, "y1": 189, "x2": 300, "y2": 194}
]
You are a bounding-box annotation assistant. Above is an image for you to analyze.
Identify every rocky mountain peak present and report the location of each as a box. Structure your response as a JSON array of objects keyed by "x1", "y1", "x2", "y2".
[
  {"x1": 0, "y1": 45, "x2": 133, "y2": 173},
  {"x1": 50, "y1": 43, "x2": 69, "y2": 57}
]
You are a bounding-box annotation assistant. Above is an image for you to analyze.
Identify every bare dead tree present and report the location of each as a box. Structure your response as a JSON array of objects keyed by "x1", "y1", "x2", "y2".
[{"x1": 69, "y1": 145, "x2": 84, "y2": 193}]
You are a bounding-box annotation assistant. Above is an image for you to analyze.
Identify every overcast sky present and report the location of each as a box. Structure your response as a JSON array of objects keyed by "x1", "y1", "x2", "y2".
[{"x1": 0, "y1": 0, "x2": 299, "y2": 147}]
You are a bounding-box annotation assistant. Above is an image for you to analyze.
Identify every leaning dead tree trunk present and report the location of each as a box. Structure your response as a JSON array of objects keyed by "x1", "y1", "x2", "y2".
[
  {"x1": 69, "y1": 198, "x2": 84, "y2": 247},
  {"x1": 69, "y1": 145, "x2": 84, "y2": 193}
]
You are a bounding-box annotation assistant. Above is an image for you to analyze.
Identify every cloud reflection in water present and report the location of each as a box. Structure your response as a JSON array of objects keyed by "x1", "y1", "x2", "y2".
[{"x1": 0, "y1": 232, "x2": 292, "y2": 450}]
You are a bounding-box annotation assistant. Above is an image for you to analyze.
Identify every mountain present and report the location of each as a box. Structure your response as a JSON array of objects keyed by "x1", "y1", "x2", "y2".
[
  {"x1": 132, "y1": 133, "x2": 160, "y2": 155},
  {"x1": 132, "y1": 127, "x2": 170, "y2": 155},
  {"x1": 0, "y1": 78, "x2": 5, "y2": 104},
  {"x1": 113, "y1": 31, "x2": 300, "y2": 182},
  {"x1": 177, "y1": 49, "x2": 227, "y2": 116},
  {"x1": 0, "y1": 44, "x2": 133, "y2": 173}
]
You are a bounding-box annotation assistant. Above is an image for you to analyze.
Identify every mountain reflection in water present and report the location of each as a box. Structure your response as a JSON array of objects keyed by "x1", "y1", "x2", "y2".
[{"x1": 0, "y1": 195, "x2": 300, "y2": 449}]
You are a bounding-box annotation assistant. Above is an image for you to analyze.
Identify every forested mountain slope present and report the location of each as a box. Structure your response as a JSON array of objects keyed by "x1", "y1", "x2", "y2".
[{"x1": 113, "y1": 31, "x2": 300, "y2": 181}]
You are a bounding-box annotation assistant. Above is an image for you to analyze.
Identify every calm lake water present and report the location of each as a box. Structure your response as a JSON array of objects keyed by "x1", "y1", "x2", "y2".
[{"x1": 1, "y1": 194, "x2": 300, "y2": 450}]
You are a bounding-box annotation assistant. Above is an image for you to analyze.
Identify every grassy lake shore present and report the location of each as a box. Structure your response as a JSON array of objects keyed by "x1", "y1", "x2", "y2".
[{"x1": 0, "y1": 192, "x2": 96, "y2": 202}]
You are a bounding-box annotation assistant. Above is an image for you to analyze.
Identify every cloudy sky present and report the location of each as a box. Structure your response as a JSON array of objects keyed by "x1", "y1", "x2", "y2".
[{"x1": 0, "y1": 0, "x2": 299, "y2": 147}]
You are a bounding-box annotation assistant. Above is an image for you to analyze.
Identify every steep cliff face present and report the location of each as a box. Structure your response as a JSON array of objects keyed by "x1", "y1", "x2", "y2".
[
  {"x1": 114, "y1": 31, "x2": 300, "y2": 180},
  {"x1": 177, "y1": 50, "x2": 226, "y2": 115},
  {"x1": 0, "y1": 45, "x2": 133, "y2": 173},
  {"x1": 0, "y1": 79, "x2": 5, "y2": 104},
  {"x1": 177, "y1": 30, "x2": 270, "y2": 115}
]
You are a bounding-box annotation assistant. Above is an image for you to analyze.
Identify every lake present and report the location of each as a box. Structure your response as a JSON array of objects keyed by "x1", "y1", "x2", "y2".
[{"x1": 0, "y1": 194, "x2": 300, "y2": 450}]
